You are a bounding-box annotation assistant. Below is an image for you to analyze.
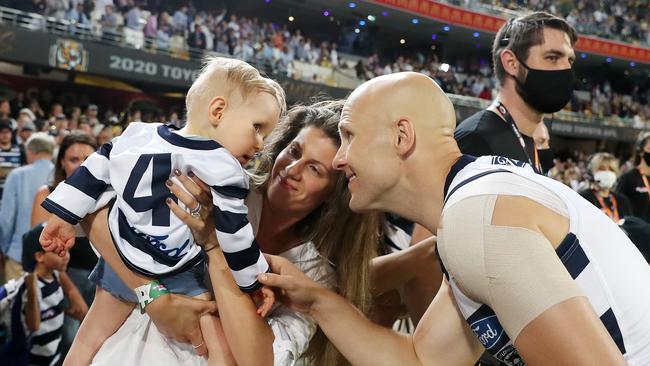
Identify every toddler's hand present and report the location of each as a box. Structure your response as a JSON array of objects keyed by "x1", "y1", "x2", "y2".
[
  {"x1": 39, "y1": 216, "x2": 77, "y2": 257},
  {"x1": 251, "y1": 285, "x2": 275, "y2": 318}
]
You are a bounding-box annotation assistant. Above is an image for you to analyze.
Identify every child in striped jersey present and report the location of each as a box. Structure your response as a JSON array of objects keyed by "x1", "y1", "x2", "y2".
[
  {"x1": 39, "y1": 57, "x2": 286, "y2": 365},
  {"x1": 0, "y1": 230, "x2": 71, "y2": 366}
]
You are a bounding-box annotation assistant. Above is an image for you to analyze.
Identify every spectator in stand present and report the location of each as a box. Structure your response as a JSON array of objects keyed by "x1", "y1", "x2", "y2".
[
  {"x1": 95, "y1": 125, "x2": 113, "y2": 146},
  {"x1": 478, "y1": 86, "x2": 492, "y2": 100},
  {"x1": 0, "y1": 133, "x2": 54, "y2": 281},
  {"x1": 0, "y1": 120, "x2": 25, "y2": 199},
  {"x1": 100, "y1": 4, "x2": 119, "y2": 40},
  {"x1": 0, "y1": 98, "x2": 15, "y2": 127},
  {"x1": 66, "y1": 2, "x2": 90, "y2": 26},
  {"x1": 579, "y1": 153, "x2": 632, "y2": 222},
  {"x1": 46, "y1": 0, "x2": 68, "y2": 19},
  {"x1": 616, "y1": 132, "x2": 650, "y2": 223},
  {"x1": 233, "y1": 37, "x2": 254, "y2": 61},
  {"x1": 188, "y1": 23, "x2": 206, "y2": 50},
  {"x1": 330, "y1": 43, "x2": 339, "y2": 67},
  {"x1": 77, "y1": 118, "x2": 92, "y2": 136},
  {"x1": 17, "y1": 120, "x2": 36, "y2": 147},
  {"x1": 125, "y1": 2, "x2": 140, "y2": 30},
  {"x1": 156, "y1": 21, "x2": 171, "y2": 50},
  {"x1": 172, "y1": 5, "x2": 188, "y2": 34},
  {"x1": 143, "y1": 9, "x2": 157, "y2": 49}
]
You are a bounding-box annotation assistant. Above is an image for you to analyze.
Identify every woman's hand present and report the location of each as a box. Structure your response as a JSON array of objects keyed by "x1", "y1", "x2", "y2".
[
  {"x1": 145, "y1": 293, "x2": 219, "y2": 356},
  {"x1": 165, "y1": 170, "x2": 218, "y2": 249}
]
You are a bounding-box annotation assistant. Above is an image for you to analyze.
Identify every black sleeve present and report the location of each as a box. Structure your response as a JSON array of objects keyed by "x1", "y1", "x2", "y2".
[
  {"x1": 614, "y1": 173, "x2": 632, "y2": 200},
  {"x1": 455, "y1": 131, "x2": 492, "y2": 156},
  {"x1": 616, "y1": 193, "x2": 634, "y2": 218}
]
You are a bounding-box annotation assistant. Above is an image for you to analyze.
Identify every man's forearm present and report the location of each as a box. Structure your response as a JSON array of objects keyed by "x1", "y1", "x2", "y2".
[
  {"x1": 370, "y1": 237, "x2": 436, "y2": 295},
  {"x1": 310, "y1": 289, "x2": 421, "y2": 366},
  {"x1": 370, "y1": 244, "x2": 420, "y2": 295}
]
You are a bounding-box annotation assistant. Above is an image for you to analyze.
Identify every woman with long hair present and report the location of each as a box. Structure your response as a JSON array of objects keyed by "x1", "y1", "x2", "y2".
[{"x1": 74, "y1": 100, "x2": 382, "y2": 365}]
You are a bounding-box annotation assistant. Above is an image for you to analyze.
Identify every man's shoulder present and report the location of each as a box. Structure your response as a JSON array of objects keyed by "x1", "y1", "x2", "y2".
[
  {"x1": 12, "y1": 159, "x2": 52, "y2": 174},
  {"x1": 455, "y1": 110, "x2": 504, "y2": 137},
  {"x1": 621, "y1": 168, "x2": 641, "y2": 179}
]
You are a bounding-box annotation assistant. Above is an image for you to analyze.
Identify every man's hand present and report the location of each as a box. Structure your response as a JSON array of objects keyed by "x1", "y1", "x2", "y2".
[
  {"x1": 258, "y1": 254, "x2": 326, "y2": 315},
  {"x1": 40, "y1": 215, "x2": 76, "y2": 257},
  {"x1": 145, "y1": 293, "x2": 219, "y2": 356}
]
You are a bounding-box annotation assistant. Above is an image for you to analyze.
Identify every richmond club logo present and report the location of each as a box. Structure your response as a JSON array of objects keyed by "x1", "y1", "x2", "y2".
[{"x1": 49, "y1": 39, "x2": 88, "y2": 72}]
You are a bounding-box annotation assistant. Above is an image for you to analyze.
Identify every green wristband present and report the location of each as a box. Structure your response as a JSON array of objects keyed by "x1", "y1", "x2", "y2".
[{"x1": 134, "y1": 280, "x2": 170, "y2": 313}]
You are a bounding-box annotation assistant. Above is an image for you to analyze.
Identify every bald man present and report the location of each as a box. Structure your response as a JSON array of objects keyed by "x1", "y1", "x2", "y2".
[{"x1": 259, "y1": 72, "x2": 650, "y2": 365}]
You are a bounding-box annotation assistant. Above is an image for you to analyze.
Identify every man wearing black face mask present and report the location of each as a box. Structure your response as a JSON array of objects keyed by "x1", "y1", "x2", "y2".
[
  {"x1": 455, "y1": 12, "x2": 576, "y2": 175},
  {"x1": 616, "y1": 132, "x2": 650, "y2": 223}
]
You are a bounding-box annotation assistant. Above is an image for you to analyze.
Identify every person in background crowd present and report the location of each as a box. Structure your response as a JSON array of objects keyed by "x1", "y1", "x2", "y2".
[
  {"x1": 579, "y1": 153, "x2": 632, "y2": 222},
  {"x1": 0, "y1": 120, "x2": 25, "y2": 199},
  {"x1": 95, "y1": 125, "x2": 113, "y2": 147},
  {"x1": 616, "y1": 132, "x2": 650, "y2": 223},
  {"x1": 17, "y1": 120, "x2": 36, "y2": 147},
  {"x1": 0, "y1": 133, "x2": 54, "y2": 281},
  {"x1": 28, "y1": 133, "x2": 98, "y2": 360},
  {"x1": 0, "y1": 99, "x2": 15, "y2": 127},
  {"x1": 455, "y1": 12, "x2": 575, "y2": 175}
]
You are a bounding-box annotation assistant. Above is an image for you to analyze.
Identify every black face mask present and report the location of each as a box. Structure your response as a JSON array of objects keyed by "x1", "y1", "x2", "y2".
[
  {"x1": 512, "y1": 58, "x2": 575, "y2": 114},
  {"x1": 643, "y1": 152, "x2": 650, "y2": 166}
]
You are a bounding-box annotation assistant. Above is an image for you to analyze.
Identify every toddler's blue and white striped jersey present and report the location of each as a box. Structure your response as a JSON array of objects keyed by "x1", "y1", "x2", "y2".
[{"x1": 43, "y1": 123, "x2": 268, "y2": 292}]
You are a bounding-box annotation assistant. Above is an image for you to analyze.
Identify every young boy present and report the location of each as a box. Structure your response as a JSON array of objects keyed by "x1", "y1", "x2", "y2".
[
  {"x1": 39, "y1": 57, "x2": 286, "y2": 364},
  {"x1": 0, "y1": 234, "x2": 78, "y2": 366}
]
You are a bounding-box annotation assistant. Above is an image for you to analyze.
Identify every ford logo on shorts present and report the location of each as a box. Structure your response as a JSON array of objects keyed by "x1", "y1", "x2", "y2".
[{"x1": 470, "y1": 315, "x2": 505, "y2": 350}]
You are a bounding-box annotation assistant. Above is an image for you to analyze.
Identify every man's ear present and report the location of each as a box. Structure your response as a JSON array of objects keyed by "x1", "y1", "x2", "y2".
[
  {"x1": 395, "y1": 118, "x2": 416, "y2": 157},
  {"x1": 207, "y1": 96, "x2": 227, "y2": 127},
  {"x1": 500, "y1": 49, "x2": 519, "y2": 79},
  {"x1": 34, "y1": 251, "x2": 44, "y2": 263}
]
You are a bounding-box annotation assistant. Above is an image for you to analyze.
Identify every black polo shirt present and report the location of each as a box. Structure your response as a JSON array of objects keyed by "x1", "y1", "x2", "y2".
[
  {"x1": 615, "y1": 168, "x2": 650, "y2": 223},
  {"x1": 455, "y1": 109, "x2": 553, "y2": 173}
]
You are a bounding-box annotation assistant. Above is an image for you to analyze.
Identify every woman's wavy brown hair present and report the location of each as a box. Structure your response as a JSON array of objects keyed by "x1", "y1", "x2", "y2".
[{"x1": 251, "y1": 100, "x2": 381, "y2": 366}]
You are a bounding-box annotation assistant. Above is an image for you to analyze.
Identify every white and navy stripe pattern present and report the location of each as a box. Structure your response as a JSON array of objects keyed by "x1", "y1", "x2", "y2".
[
  {"x1": 43, "y1": 123, "x2": 268, "y2": 292},
  {"x1": 11, "y1": 273, "x2": 64, "y2": 366},
  {"x1": 0, "y1": 145, "x2": 23, "y2": 187},
  {"x1": 383, "y1": 213, "x2": 414, "y2": 253},
  {"x1": 439, "y1": 155, "x2": 650, "y2": 365}
]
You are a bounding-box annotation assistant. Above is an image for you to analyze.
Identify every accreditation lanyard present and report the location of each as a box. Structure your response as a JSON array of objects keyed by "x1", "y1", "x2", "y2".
[
  {"x1": 494, "y1": 101, "x2": 541, "y2": 173},
  {"x1": 593, "y1": 191, "x2": 619, "y2": 222},
  {"x1": 641, "y1": 169, "x2": 650, "y2": 200}
]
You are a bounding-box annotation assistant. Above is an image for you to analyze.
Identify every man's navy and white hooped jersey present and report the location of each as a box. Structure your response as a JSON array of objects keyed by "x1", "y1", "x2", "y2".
[
  {"x1": 43, "y1": 123, "x2": 268, "y2": 292},
  {"x1": 439, "y1": 155, "x2": 650, "y2": 366},
  {"x1": 12, "y1": 272, "x2": 64, "y2": 366},
  {"x1": 383, "y1": 213, "x2": 414, "y2": 253}
]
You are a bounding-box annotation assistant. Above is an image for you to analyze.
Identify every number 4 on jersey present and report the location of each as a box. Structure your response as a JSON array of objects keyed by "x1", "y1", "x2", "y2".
[{"x1": 123, "y1": 153, "x2": 172, "y2": 227}]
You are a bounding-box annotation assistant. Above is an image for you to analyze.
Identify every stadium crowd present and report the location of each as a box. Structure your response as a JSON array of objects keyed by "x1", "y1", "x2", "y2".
[
  {"x1": 452, "y1": 0, "x2": 650, "y2": 47},
  {"x1": 0, "y1": 4, "x2": 647, "y2": 365},
  {"x1": 1, "y1": 0, "x2": 647, "y2": 126}
]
